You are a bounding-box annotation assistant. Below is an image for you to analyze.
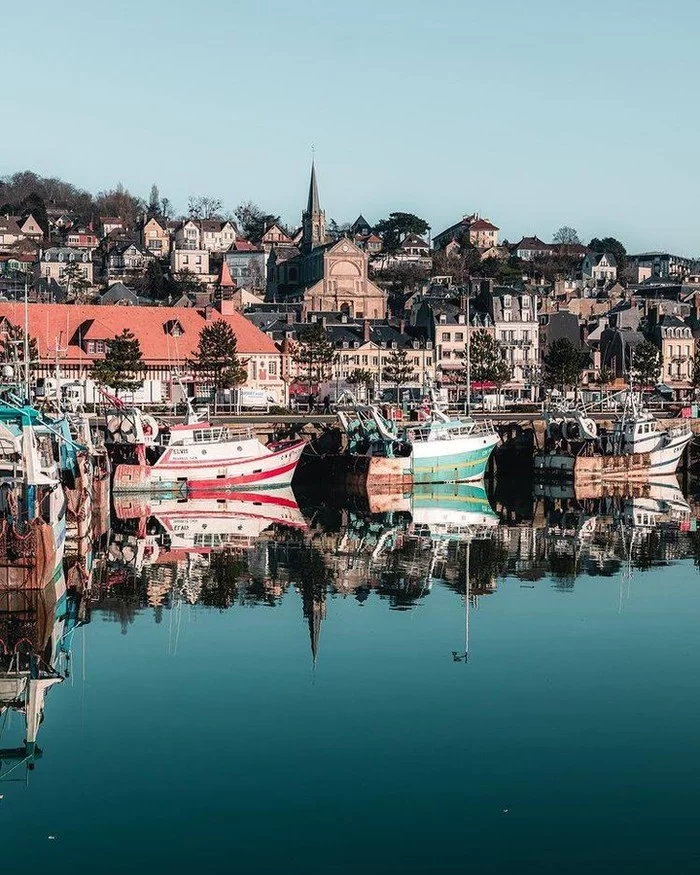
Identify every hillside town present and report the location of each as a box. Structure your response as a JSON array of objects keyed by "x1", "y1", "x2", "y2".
[{"x1": 1, "y1": 165, "x2": 699, "y2": 407}]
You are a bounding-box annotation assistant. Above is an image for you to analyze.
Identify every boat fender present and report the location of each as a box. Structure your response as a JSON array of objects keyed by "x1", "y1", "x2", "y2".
[
  {"x1": 580, "y1": 417, "x2": 597, "y2": 439},
  {"x1": 107, "y1": 416, "x2": 121, "y2": 434}
]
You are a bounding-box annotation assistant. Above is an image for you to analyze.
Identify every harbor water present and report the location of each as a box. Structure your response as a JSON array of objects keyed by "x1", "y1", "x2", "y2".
[{"x1": 1, "y1": 481, "x2": 699, "y2": 873}]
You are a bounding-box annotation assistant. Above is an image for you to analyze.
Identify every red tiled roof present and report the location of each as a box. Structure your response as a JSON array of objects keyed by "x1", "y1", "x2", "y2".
[
  {"x1": 469, "y1": 219, "x2": 499, "y2": 231},
  {"x1": 0, "y1": 302, "x2": 279, "y2": 364},
  {"x1": 219, "y1": 260, "x2": 236, "y2": 288},
  {"x1": 232, "y1": 240, "x2": 259, "y2": 251}
]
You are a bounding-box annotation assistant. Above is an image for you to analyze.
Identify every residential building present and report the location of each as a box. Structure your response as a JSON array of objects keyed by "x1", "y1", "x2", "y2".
[
  {"x1": 413, "y1": 299, "x2": 493, "y2": 399},
  {"x1": 627, "y1": 252, "x2": 694, "y2": 279},
  {"x1": 199, "y1": 219, "x2": 237, "y2": 252},
  {"x1": 174, "y1": 220, "x2": 201, "y2": 250},
  {"x1": 17, "y1": 214, "x2": 44, "y2": 240},
  {"x1": 511, "y1": 236, "x2": 555, "y2": 261},
  {"x1": 475, "y1": 285, "x2": 540, "y2": 399},
  {"x1": 66, "y1": 227, "x2": 99, "y2": 250},
  {"x1": 433, "y1": 214, "x2": 499, "y2": 251},
  {"x1": 649, "y1": 311, "x2": 694, "y2": 394},
  {"x1": 0, "y1": 216, "x2": 23, "y2": 248},
  {"x1": 35, "y1": 248, "x2": 94, "y2": 286},
  {"x1": 582, "y1": 251, "x2": 617, "y2": 283},
  {"x1": 140, "y1": 217, "x2": 171, "y2": 257},
  {"x1": 260, "y1": 223, "x2": 294, "y2": 250},
  {"x1": 100, "y1": 217, "x2": 125, "y2": 238},
  {"x1": 0, "y1": 300, "x2": 286, "y2": 403},
  {"x1": 107, "y1": 241, "x2": 154, "y2": 281},
  {"x1": 224, "y1": 241, "x2": 267, "y2": 291},
  {"x1": 171, "y1": 247, "x2": 210, "y2": 276},
  {"x1": 100, "y1": 282, "x2": 140, "y2": 305}
]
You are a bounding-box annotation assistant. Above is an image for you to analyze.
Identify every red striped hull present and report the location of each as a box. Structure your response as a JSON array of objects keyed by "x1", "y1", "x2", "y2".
[{"x1": 114, "y1": 440, "x2": 305, "y2": 493}]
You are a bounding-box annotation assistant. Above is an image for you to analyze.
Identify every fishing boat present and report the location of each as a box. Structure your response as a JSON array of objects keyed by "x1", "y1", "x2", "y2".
[
  {"x1": 336, "y1": 389, "x2": 499, "y2": 490},
  {"x1": 0, "y1": 397, "x2": 68, "y2": 591},
  {"x1": 535, "y1": 392, "x2": 693, "y2": 483},
  {"x1": 106, "y1": 399, "x2": 305, "y2": 493}
]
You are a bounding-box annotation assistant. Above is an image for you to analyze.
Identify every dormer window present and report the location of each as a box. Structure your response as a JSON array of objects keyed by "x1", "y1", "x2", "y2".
[
  {"x1": 458, "y1": 314, "x2": 465, "y2": 324},
  {"x1": 503, "y1": 295, "x2": 512, "y2": 308},
  {"x1": 392, "y1": 341, "x2": 397, "y2": 349},
  {"x1": 58, "y1": 252, "x2": 64, "y2": 262},
  {"x1": 353, "y1": 341, "x2": 359, "y2": 348},
  {"x1": 343, "y1": 341, "x2": 349, "y2": 349},
  {"x1": 439, "y1": 314, "x2": 447, "y2": 324}
]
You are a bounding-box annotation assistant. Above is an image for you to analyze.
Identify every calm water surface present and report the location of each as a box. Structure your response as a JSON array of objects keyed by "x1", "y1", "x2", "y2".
[{"x1": 1, "y1": 484, "x2": 699, "y2": 873}]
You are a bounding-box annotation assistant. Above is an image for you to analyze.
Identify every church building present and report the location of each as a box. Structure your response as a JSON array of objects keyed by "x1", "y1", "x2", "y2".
[{"x1": 266, "y1": 164, "x2": 387, "y2": 319}]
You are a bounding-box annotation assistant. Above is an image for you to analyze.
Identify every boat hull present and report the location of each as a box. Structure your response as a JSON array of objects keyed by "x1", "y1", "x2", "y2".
[
  {"x1": 410, "y1": 434, "x2": 499, "y2": 484},
  {"x1": 535, "y1": 430, "x2": 692, "y2": 482},
  {"x1": 113, "y1": 440, "x2": 305, "y2": 493}
]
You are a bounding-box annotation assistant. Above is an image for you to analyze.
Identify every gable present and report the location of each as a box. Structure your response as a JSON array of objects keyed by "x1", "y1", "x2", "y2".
[{"x1": 328, "y1": 238, "x2": 365, "y2": 258}]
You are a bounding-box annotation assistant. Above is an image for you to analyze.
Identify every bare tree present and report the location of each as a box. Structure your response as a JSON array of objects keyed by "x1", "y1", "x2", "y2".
[{"x1": 552, "y1": 226, "x2": 581, "y2": 245}]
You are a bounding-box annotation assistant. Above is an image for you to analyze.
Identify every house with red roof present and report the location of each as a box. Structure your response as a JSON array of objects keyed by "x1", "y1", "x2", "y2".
[
  {"x1": 433, "y1": 213, "x2": 499, "y2": 251},
  {"x1": 0, "y1": 299, "x2": 287, "y2": 404}
]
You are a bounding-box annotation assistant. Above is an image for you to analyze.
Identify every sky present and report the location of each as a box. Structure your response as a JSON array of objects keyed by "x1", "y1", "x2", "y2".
[{"x1": 3, "y1": 0, "x2": 699, "y2": 254}]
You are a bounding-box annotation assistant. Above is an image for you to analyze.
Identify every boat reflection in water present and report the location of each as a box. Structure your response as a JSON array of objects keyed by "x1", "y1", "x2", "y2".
[
  {"x1": 86, "y1": 475, "x2": 699, "y2": 662},
  {"x1": 0, "y1": 568, "x2": 86, "y2": 783}
]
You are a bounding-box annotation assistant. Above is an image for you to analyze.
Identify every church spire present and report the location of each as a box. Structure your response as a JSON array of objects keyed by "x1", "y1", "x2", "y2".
[
  {"x1": 301, "y1": 159, "x2": 326, "y2": 253},
  {"x1": 307, "y1": 159, "x2": 320, "y2": 215}
]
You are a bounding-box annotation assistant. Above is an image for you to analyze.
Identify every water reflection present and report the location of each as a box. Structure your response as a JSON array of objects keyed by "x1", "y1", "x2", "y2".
[
  {"x1": 1, "y1": 476, "x2": 699, "y2": 790},
  {"x1": 0, "y1": 572, "x2": 85, "y2": 782},
  {"x1": 83, "y1": 477, "x2": 700, "y2": 656}
]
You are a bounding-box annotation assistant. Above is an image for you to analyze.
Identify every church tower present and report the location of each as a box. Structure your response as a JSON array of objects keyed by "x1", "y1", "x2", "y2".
[{"x1": 301, "y1": 160, "x2": 326, "y2": 253}]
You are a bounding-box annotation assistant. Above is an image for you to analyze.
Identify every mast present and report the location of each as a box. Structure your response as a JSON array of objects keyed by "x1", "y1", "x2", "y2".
[
  {"x1": 466, "y1": 289, "x2": 471, "y2": 416},
  {"x1": 23, "y1": 274, "x2": 30, "y2": 403}
]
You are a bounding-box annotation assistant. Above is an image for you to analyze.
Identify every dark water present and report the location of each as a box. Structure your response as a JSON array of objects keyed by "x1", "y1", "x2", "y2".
[{"x1": 1, "y1": 481, "x2": 700, "y2": 873}]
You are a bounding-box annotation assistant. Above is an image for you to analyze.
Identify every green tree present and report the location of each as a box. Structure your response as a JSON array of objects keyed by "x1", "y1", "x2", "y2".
[
  {"x1": 630, "y1": 340, "x2": 661, "y2": 389},
  {"x1": 383, "y1": 347, "x2": 415, "y2": 402},
  {"x1": 168, "y1": 268, "x2": 201, "y2": 300},
  {"x1": 588, "y1": 236, "x2": 627, "y2": 271},
  {"x1": 462, "y1": 330, "x2": 512, "y2": 409},
  {"x1": 374, "y1": 212, "x2": 429, "y2": 254},
  {"x1": 142, "y1": 259, "x2": 165, "y2": 300},
  {"x1": 234, "y1": 201, "x2": 281, "y2": 243},
  {"x1": 147, "y1": 183, "x2": 160, "y2": 216},
  {"x1": 91, "y1": 329, "x2": 146, "y2": 397},
  {"x1": 543, "y1": 337, "x2": 587, "y2": 395},
  {"x1": 692, "y1": 350, "x2": 700, "y2": 391},
  {"x1": 346, "y1": 367, "x2": 374, "y2": 399},
  {"x1": 62, "y1": 260, "x2": 91, "y2": 303},
  {"x1": 293, "y1": 323, "x2": 337, "y2": 391},
  {"x1": 187, "y1": 319, "x2": 248, "y2": 393},
  {"x1": 19, "y1": 192, "x2": 49, "y2": 237}
]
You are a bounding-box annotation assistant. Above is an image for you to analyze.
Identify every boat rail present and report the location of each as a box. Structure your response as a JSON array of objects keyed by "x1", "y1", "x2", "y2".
[{"x1": 406, "y1": 417, "x2": 497, "y2": 443}]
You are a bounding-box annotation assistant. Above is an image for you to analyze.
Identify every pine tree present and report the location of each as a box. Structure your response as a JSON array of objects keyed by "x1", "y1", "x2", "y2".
[
  {"x1": 91, "y1": 329, "x2": 146, "y2": 397},
  {"x1": 461, "y1": 330, "x2": 512, "y2": 409},
  {"x1": 383, "y1": 347, "x2": 415, "y2": 402},
  {"x1": 631, "y1": 340, "x2": 661, "y2": 390},
  {"x1": 293, "y1": 323, "x2": 337, "y2": 391},
  {"x1": 543, "y1": 338, "x2": 587, "y2": 395},
  {"x1": 63, "y1": 260, "x2": 91, "y2": 303},
  {"x1": 148, "y1": 183, "x2": 161, "y2": 216},
  {"x1": 188, "y1": 319, "x2": 247, "y2": 393}
]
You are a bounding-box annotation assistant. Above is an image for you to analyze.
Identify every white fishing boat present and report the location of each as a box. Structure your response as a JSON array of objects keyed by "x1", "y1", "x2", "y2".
[
  {"x1": 106, "y1": 403, "x2": 305, "y2": 493},
  {"x1": 336, "y1": 387, "x2": 499, "y2": 487},
  {"x1": 535, "y1": 392, "x2": 692, "y2": 482}
]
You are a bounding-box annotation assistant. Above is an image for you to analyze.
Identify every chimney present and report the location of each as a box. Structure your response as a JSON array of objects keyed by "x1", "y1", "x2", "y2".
[
  {"x1": 204, "y1": 303, "x2": 214, "y2": 321},
  {"x1": 363, "y1": 319, "x2": 370, "y2": 343},
  {"x1": 286, "y1": 311, "x2": 294, "y2": 324},
  {"x1": 399, "y1": 318, "x2": 406, "y2": 335}
]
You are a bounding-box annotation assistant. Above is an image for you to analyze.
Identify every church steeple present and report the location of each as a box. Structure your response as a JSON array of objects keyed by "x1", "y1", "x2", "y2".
[{"x1": 301, "y1": 160, "x2": 326, "y2": 253}]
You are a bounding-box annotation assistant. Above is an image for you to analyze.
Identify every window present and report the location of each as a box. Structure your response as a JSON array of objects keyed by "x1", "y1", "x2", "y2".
[
  {"x1": 503, "y1": 295, "x2": 512, "y2": 308},
  {"x1": 442, "y1": 332, "x2": 451, "y2": 341},
  {"x1": 522, "y1": 297, "x2": 530, "y2": 308},
  {"x1": 268, "y1": 361, "x2": 277, "y2": 376},
  {"x1": 96, "y1": 341, "x2": 105, "y2": 353},
  {"x1": 455, "y1": 332, "x2": 464, "y2": 342},
  {"x1": 444, "y1": 350, "x2": 452, "y2": 359},
  {"x1": 427, "y1": 357, "x2": 432, "y2": 365}
]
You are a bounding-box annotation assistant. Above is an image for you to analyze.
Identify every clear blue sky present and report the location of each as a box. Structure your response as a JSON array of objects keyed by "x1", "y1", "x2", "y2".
[{"x1": 4, "y1": 0, "x2": 699, "y2": 254}]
